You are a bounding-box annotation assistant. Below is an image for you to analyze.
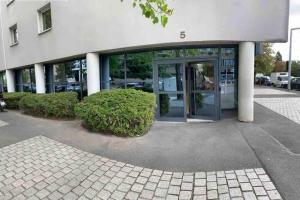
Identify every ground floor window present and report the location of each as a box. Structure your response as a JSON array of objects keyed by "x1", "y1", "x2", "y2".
[
  {"x1": 15, "y1": 67, "x2": 36, "y2": 93},
  {"x1": 0, "y1": 71, "x2": 7, "y2": 92},
  {"x1": 105, "y1": 46, "x2": 237, "y2": 120},
  {"x1": 45, "y1": 59, "x2": 87, "y2": 99}
]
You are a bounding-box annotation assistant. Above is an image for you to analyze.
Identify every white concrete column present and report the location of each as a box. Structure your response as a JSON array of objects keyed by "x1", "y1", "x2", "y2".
[
  {"x1": 87, "y1": 53, "x2": 100, "y2": 95},
  {"x1": 6, "y1": 69, "x2": 15, "y2": 93},
  {"x1": 34, "y1": 63, "x2": 46, "y2": 93},
  {"x1": 238, "y1": 42, "x2": 255, "y2": 122}
]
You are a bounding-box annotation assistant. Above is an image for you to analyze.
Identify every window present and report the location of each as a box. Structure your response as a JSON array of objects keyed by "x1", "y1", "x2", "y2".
[
  {"x1": 38, "y1": 3, "x2": 52, "y2": 33},
  {"x1": 9, "y1": 24, "x2": 18, "y2": 46},
  {"x1": 0, "y1": 72, "x2": 7, "y2": 92},
  {"x1": 15, "y1": 67, "x2": 36, "y2": 93},
  {"x1": 46, "y1": 59, "x2": 87, "y2": 99}
]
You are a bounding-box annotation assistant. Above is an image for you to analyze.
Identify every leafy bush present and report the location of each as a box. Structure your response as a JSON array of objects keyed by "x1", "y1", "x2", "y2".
[
  {"x1": 3, "y1": 92, "x2": 29, "y2": 109},
  {"x1": 19, "y1": 92, "x2": 78, "y2": 119},
  {"x1": 75, "y1": 89, "x2": 156, "y2": 137}
]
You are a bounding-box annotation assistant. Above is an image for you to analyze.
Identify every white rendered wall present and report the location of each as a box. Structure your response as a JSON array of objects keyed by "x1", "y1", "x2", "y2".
[
  {"x1": 0, "y1": 0, "x2": 289, "y2": 70},
  {"x1": 34, "y1": 63, "x2": 45, "y2": 93},
  {"x1": 6, "y1": 69, "x2": 15, "y2": 92},
  {"x1": 238, "y1": 42, "x2": 255, "y2": 122},
  {"x1": 87, "y1": 53, "x2": 100, "y2": 95}
]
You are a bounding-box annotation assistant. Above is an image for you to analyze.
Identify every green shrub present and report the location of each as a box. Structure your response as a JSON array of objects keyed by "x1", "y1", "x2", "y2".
[
  {"x1": 75, "y1": 89, "x2": 156, "y2": 137},
  {"x1": 3, "y1": 92, "x2": 29, "y2": 109},
  {"x1": 19, "y1": 92, "x2": 78, "y2": 119}
]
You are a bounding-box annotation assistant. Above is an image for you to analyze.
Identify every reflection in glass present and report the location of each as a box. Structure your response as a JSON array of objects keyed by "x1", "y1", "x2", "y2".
[
  {"x1": 109, "y1": 55, "x2": 125, "y2": 88},
  {"x1": 46, "y1": 59, "x2": 87, "y2": 99},
  {"x1": 0, "y1": 72, "x2": 7, "y2": 92},
  {"x1": 185, "y1": 48, "x2": 218, "y2": 57},
  {"x1": 126, "y1": 52, "x2": 153, "y2": 92},
  {"x1": 159, "y1": 94, "x2": 184, "y2": 118},
  {"x1": 16, "y1": 67, "x2": 36, "y2": 93},
  {"x1": 154, "y1": 49, "x2": 185, "y2": 59},
  {"x1": 158, "y1": 64, "x2": 183, "y2": 92},
  {"x1": 220, "y1": 48, "x2": 237, "y2": 109},
  {"x1": 190, "y1": 62, "x2": 214, "y2": 91},
  {"x1": 190, "y1": 92, "x2": 215, "y2": 117}
]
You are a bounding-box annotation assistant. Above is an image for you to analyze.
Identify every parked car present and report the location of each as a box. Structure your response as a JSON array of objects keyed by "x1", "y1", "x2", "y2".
[
  {"x1": 255, "y1": 76, "x2": 271, "y2": 86},
  {"x1": 291, "y1": 77, "x2": 300, "y2": 90},
  {"x1": 270, "y1": 72, "x2": 289, "y2": 88}
]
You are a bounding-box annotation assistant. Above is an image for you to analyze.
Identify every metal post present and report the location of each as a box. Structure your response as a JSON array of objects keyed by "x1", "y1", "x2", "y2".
[{"x1": 288, "y1": 28, "x2": 300, "y2": 90}]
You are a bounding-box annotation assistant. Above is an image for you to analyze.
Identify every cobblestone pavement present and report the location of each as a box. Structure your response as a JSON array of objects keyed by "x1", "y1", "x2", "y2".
[
  {"x1": 255, "y1": 97, "x2": 300, "y2": 125},
  {"x1": 254, "y1": 87, "x2": 295, "y2": 96},
  {"x1": 0, "y1": 136, "x2": 282, "y2": 200}
]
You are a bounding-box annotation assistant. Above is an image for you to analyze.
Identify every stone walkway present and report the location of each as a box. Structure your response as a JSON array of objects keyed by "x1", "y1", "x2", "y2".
[{"x1": 0, "y1": 136, "x2": 282, "y2": 200}]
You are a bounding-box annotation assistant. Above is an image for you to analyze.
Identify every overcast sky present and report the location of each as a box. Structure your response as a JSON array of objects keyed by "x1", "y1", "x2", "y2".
[{"x1": 272, "y1": 0, "x2": 300, "y2": 61}]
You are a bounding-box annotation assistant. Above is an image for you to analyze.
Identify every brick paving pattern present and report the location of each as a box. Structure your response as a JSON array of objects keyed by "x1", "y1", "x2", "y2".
[
  {"x1": 0, "y1": 136, "x2": 282, "y2": 200},
  {"x1": 255, "y1": 97, "x2": 300, "y2": 124}
]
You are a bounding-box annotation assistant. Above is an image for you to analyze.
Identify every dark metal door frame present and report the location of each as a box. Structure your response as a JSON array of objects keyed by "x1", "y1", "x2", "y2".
[{"x1": 153, "y1": 57, "x2": 220, "y2": 121}]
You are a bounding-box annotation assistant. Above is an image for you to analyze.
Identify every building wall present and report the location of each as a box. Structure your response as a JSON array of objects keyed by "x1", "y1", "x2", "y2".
[{"x1": 0, "y1": 0, "x2": 289, "y2": 70}]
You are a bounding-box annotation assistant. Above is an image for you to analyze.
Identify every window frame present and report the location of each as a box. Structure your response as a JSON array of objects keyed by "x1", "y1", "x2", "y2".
[
  {"x1": 9, "y1": 24, "x2": 18, "y2": 46},
  {"x1": 37, "y1": 3, "x2": 52, "y2": 34}
]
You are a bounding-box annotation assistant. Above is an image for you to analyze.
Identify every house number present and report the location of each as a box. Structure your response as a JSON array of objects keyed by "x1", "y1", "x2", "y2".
[{"x1": 180, "y1": 31, "x2": 186, "y2": 39}]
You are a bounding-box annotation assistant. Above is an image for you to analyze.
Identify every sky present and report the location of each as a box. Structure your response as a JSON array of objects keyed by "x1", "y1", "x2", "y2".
[{"x1": 272, "y1": 0, "x2": 300, "y2": 61}]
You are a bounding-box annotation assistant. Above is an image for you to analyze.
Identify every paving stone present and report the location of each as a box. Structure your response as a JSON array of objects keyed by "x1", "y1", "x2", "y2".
[
  {"x1": 179, "y1": 191, "x2": 192, "y2": 199},
  {"x1": 181, "y1": 182, "x2": 193, "y2": 191},
  {"x1": 267, "y1": 190, "x2": 282, "y2": 200},
  {"x1": 194, "y1": 186, "x2": 206, "y2": 195},
  {"x1": 263, "y1": 182, "x2": 276, "y2": 191},
  {"x1": 254, "y1": 186, "x2": 267, "y2": 196},
  {"x1": 229, "y1": 188, "x2": 242, "y2": 197},
  {"x1": 168, "y1": 185, "x2": 180, "y2": 195},
  {"x1": 243, "y1": 192, "x2": 257, "y2": 200},
  {"x1": 241, "y1": 182, "x2": 253, "y2": 191},
  {"x1": 207, "y1": 190, "x2": 218, "y2": 199},
  {"x1": 218, "y1": 184, "x2": 229, "y2": 194},
  {"x1": 126, "y1": 191, "x2": 139, "y2": 200},
  {"x1": 111, "y1": 190, "x2": 126, "y2": 200},
  {"x1": 140, "y1": 189, "x2": 154, "y2": 199},
  {"x1": 193, "y1": 195, "x2": 207, "y2": 200},
  {"x1": 155, "y1": 188, "x2": 168, "y2": 197},
  {"x1": 0, "y1": 137, "x2": 282, "y2": 200}
]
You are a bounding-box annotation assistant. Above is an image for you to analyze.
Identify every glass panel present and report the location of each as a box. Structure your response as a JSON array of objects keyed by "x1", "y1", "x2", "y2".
[
  {"x1": 126, "y1": 52, "x2": 153, "y2": 92},
  {"x1": 42, "y1": 9, "x2": 52, "y2": 30},
  {"x1": 53, "y1": 64, "x2": 66, "y2": 83},
  {"x1": 158, "y1": 64, "x2": 183, "y2": 92},
  {"x1": 154, "y1": 49, "x2": 185, "y2": 59},
  {"x1": 220, "y1": 48, "x2": 237, "y2": 109},
  {"x1": 190, "y1": 92, "x2": 215, "y2": 118},
  {"x1": 185, "y1": 48, "x2": 218, "y2": 57},
  {"x1": 190, "y1": 62, "x2": 215, "y2": 91},
  {"x1": 66, "y1": 60, "x2": 81, "y2": 93},
  {"x1": 22, "y1": 69, "x2": 31, "y2": 84},
  {"x1": 109, "y1": 55, "x2": 125, "y2": 88},
  {"x1": 159, "y1": 94, "x2": 184, "y2": 118}
]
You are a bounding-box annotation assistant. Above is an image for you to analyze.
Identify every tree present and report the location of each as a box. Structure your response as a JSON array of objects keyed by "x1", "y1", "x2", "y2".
[
  {"x1": 275, "y1": 51, "x2": 282, "y2": 62},
  {"x1": 122, "y1": 0, "x2": 174, "y2": 27},
  {"x1": 255, "y1": 43, "x2": 275, "y2": 75},
  {"x1": 292, "y1": 61, "x2": 300, "y2": 77}
]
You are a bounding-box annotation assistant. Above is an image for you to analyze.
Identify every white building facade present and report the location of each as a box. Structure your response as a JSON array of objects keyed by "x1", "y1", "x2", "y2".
[{"x1": 0, "y1": 0, "x2": 289, "y2": 122}]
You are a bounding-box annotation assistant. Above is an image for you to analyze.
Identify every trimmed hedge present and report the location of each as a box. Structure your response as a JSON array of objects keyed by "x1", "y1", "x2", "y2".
[
  {"x1": 19, "y1": 92, "x2": 78, "y2": 119},
  {"x1": 75, "y1": 89, "x2": 156, "y2": 137},
  {"x1": 3, "y1": 92, "x2": 29, "y2": 109}
]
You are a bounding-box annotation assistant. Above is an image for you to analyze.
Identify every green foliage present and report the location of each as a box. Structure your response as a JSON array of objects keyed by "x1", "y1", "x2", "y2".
[
  {"x1": 123, "y1": 0, "x2": 173, "y2": 27},
  {"x1": 75, "y1": 89, "x2": 156, "y2": 137},
  {"x1": 255, "y1": 43, "x2": 275, "y2": 75},
  {"x1": 292, "y1": 61, "x2": 300, "y2": 77},
  {"x1": 275, "y1": 51, "x2": 283, "y2": 62},
  {"x1": 195, "y1": 93, "x2": 203, "y2": 109},
  {"x1": 19, "y1": 92, "x2": 78, "y2": 119},
  {"x1": 3, "y1": 92, "x2": 29, "y2": 109},
  {"x1": 159, "y1": 94, "x2": 169, "y2": 116}
]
